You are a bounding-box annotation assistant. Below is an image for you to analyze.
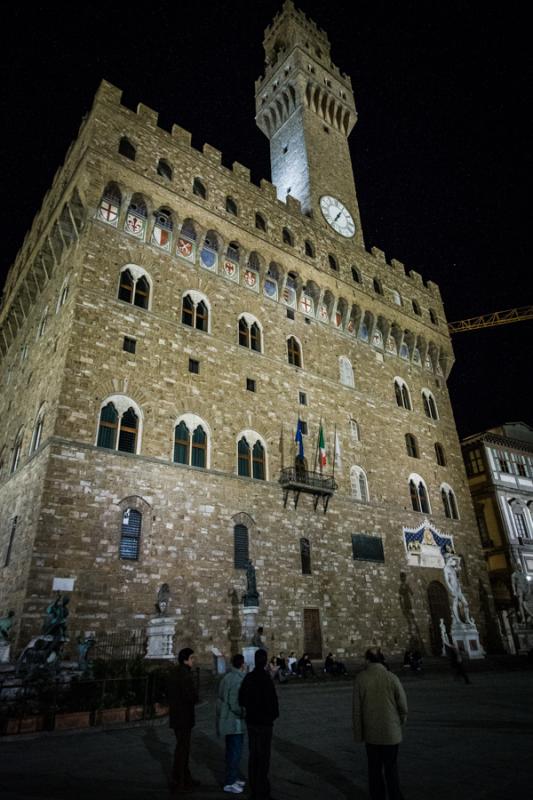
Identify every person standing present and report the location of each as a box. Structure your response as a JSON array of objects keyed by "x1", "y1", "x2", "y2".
[
  {"x1": 216, "y1": 653, "x2": 247, "y2": 794},
  {"x1": 167, "y1": 647, "x2": 200, "y2": 794},
  {"x1": 239, "y1": 649, "x2": 279, "y2": 800},
  {"x1": 352, "y1": 647, "x2": 408, "y2": 800}
]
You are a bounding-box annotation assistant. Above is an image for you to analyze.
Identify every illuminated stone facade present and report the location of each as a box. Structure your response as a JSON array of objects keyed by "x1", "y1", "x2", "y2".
[{"x1": 0, "y1": 2, "x2": 495, "y2": 660}]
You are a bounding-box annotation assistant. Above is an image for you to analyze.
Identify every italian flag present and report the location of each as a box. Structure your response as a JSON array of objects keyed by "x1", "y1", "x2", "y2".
[{"x1": 319, "y1": 425, "x2": 327, "y2": 468}]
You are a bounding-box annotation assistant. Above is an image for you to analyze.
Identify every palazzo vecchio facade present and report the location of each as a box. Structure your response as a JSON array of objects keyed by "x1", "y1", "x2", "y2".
[{"x1": 0, "y1": 3, "x2": 496, "y2": 660}]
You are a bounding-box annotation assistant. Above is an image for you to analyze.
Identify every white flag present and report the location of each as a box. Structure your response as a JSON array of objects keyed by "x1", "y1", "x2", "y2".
[{"x1": 334, "y1": 432, "x2": 342, "y2": 470}]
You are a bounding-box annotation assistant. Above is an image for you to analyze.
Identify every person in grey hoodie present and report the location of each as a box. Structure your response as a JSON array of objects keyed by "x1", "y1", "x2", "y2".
[
  {"x1": 216, "y1": 653, "x2": 247, "y2": 794},
  {"x1": 353, "y1": 647, "x2": 408, "y2": 800}
]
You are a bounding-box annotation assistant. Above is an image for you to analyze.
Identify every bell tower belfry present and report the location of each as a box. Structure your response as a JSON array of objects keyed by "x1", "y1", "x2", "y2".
[{"x1": 255, "y1": 1, "x2": 364, "y2": 246}]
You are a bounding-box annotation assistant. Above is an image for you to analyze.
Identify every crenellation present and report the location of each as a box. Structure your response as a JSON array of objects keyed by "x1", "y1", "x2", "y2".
[
  {"x1": 232, "y1": 161, "x2": 251, "y2": 182},
  {"x1": 202, "y1": 143, "x2": 222, "y2": 165},
  {"x1": 136, "y1": 102, "x2": 158, "y2": 128}
]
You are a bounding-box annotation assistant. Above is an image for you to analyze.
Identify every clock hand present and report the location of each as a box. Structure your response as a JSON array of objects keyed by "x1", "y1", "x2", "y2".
[{"x1": 334, "y1": 210, "x2": 343, "y2": 222}]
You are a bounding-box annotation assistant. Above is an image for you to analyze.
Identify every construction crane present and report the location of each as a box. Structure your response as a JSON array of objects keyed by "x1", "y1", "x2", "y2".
[{"x1": 447, "y1": 305, "x2": 533, "y2": 334}]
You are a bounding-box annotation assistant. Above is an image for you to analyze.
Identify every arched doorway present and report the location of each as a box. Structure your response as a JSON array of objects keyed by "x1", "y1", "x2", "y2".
[{"x1": 427, "y1": 581, "x2": 451, "y2": 655}]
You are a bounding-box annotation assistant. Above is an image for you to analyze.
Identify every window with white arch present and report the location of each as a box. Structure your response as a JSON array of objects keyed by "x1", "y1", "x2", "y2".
[
  {"x1": 56, "y1": 277, "x2": 69, "y2": 312},
  {"x1": 238, "y1": 313, "x2": 262, "y2": 353},
  {"x1": 409, "y1": 473, "x2": 431, "y2": 514},
  {"x1": 237, "y1": 430, "x2": 267, "y2": 480},
  {"x1": 350, "y1": 466, "x2": 369, "y2": 502},
  {"x1": 394, "y1": 378, "x2": 412, "y2": 410},
  {"x1": 173, "y1": 414, "x2": 210, "y2": 469},
  {"x1": 422, "y1": 389, "x2": 439, "y2": 420},
  {"x1": 118, "y1": 265, "x2": 151, "y2": 310},
  {"x1": 182, "y1": 290, "x2": 210, "y2": 333},
  {"x1": 441, "y1": 483, "x2": 459, "y2": 519},
  {"x1": 339, "y1": 356, "x2": 355, "y2": 388},
  {"x1": 96, "y1": 396, "x2": 142, "y2": 454},
  {"x1": 31, "y1": 406, "x2": 45, "y2": 454}
]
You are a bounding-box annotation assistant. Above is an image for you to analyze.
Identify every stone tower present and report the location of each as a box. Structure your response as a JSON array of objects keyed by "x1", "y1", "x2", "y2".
[
  {"x1": 0, "y1": 4, "x2": 496, "y2": 661},
  {"x1": 255, "y1": 1, "x2": 363, "y2": 245}
]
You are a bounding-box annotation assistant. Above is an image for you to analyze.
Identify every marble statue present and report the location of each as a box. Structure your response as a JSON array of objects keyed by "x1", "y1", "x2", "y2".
[
  {"x1": 511, "y1": 565, "x2": 533, "y2": 624},
  {"x1": 443, "y1": 554, "x2": 472, "y2": 625},
  {"x1": 156, "y1": 583, "x2": 171, "y2": 616}
]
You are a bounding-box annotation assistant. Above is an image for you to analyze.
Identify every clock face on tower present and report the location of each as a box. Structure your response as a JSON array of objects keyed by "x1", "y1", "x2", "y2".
[{"x1": 319, "y1": 195, "x2": 356, "y2": 238}]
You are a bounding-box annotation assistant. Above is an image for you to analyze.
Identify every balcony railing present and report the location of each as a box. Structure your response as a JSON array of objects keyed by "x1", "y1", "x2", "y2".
[{"x1": 279, "y1": 467, "x2": 337, "y2": 512}]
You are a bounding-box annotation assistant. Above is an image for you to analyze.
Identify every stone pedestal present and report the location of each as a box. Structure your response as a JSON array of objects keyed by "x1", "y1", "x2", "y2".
[
  {"x1": 451, "y1": 621, "x2": 485, "y2": 659},
  {"x1": 145, "y1": 617, "x2": 177, "y2": 660},
  {"x1": 242, "y1": 606, "x2": 259, "y2": 670},
  {"x1": 0, "y1": 642, "x2": 10, "y2": 664},
  {"x1": 512, "y1": 623, "x2": 533, "y2": 654}
]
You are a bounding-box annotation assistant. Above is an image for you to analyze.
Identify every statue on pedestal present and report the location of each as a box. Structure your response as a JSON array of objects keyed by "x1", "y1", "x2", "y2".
[
  {"x1": 156, "y1": 583, "x2": 171, "y2": 616},
  {"x1": 443, "y1": 554, "x2": 472, "y2": 625},
  {"x1": 42, "y1": 594, "x2": 70, "y2": 640},
  {"x1": 243, "y1": 560, "x2": 260, "y2": 607}
]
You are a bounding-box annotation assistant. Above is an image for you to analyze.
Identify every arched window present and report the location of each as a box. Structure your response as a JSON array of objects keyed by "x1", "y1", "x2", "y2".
[
  {"x1": 405, "y1": 434, "x2": 419, "y2": 458},
  {"x1": 96, "y1": 397, "x2": 141, "y2": 454},
  {"x1": 339, "y1": 356, "x2": 355, "y2": 388},
  {"x1": 31, "y1": 409, "x2": 45, "y2": 454},
  {"x1": 435, "y1": 442, "x2": 447, "y2": 466},
  {"x1": 441, "y1": 485, "x2": 459, "y2": 519},
  {"x1": 57, "y1": 278, "x2": 69, "y2": 312},
  {"x1": 238, "y1": 315, "x2": 262, "y2": 352},
  {"x1": 412, "y1": 299, "x2": 422, "y2": 316},
  {"x1": 120, "y1": 508, "x2": 142, "y2": 560},
  {"x1": 11, "y1": 432, "x2": 23, "y2": 473},
  {"x1": 351, "y1": 266, "x2": 361, "y2": 283},
  {"x1": 300, "y1": 538, "x2": 312, "y2": 574},
  {"x1": 118, "y1": 266, "x2": 151, "y2": 310},
  {"x1": 124, "y1": 194, "x2": 147, "y2": 239},
  {"x1": 392, "y1": 290, "x2": 402, "y2": 306},
  {"x1": 287, "y1": 336, "x2": 302, "y2": 367},
  {"x1": 255, "y1": 212, "x2": 266, "y2": 231},
  {"x1": 508, "y1": 499, "x2": 530, "y2": 538},
  {"x1": 304, "y1": 240, "x2": 315, "y2": 257},
  {"x1": 429, "y1": 308, "x2": 438, "y2": 325},
  {"x1": 118, "y1": 137, "x2": 136, "y2": 160},
  {"x1": 173, "y1": 415, "x2": 208, "y2": 468},
  {"x1": 328, "y1": 254, "x2": 338, "y2": 271},
  {"x1": 409, "y1": 475, "x2": 431, "y2": 514},
  {"x1": 37, "y1": 309, "x2": 48, "y2": 339},
  {"x1": 282, "y1": 227, "x2": 294, "y2": 246},
  {"x1": 157, "y1": 159, "x2": 172, "y2": 180},
  {"x1": 234, "y1": 524, "x2": 249, "y2": 569},
  {"x1": 422, "y1": 389, "x2": 438, "y2": 420},
  {"x1": 97, "y1": 182, "x2": 122, "y2": 226},
  {"x1": 182, "y1": 292, "x2": 209, "y2": 332},
  {"x1": 350, "y1": 418, "x2": 360, "y2": 442},
  {"x1": 237, "y1": 432, "x2": 266, "y2": 480},
  {"x1": 350, "y1": 466, "x2": 369, "y2": 502},
  {"x1": 394, "y1": 378, "x2": 412, "y2": 410},
  {"x1": 373, "y1": 278, "x2": 383, "y2": 295},
  {"x1": 226, "y1": 196, "x2": 238, "y2": 215},
  {"x1": 193, "y1": 177, "x2": 207, "y2": 198},
  {"x1": 152, "y1": 208, "x2": 173, "y2": 251}
]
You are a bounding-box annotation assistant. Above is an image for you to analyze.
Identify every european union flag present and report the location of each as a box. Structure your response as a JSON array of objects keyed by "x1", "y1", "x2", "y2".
[{"x1": 295, "y1": 419, "x2": 304, "y2": 459}]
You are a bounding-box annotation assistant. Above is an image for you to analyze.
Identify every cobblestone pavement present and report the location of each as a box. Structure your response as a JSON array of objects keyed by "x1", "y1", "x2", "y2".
[{"x1": 1, "y1": 670, "x2": 532, "y2": 800}]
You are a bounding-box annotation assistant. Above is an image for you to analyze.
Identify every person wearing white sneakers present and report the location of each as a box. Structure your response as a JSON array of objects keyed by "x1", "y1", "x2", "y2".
[{"x1": 216, "y1": 653, "x2": 247, "y2": 794}]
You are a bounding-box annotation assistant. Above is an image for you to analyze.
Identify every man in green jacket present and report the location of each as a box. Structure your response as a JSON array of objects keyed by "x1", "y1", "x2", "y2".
[
  {"x1": 216, "y1": 653, "x2": 247, "y2": 794},
  {"x1": 353, "y1": 647, "x2": 408, "y2": 800}
]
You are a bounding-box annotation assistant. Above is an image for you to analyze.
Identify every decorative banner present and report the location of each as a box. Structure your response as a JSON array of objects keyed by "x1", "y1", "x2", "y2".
[
  {"x1": 425, "y1": 356, "x2": 433, "y2": 371},
  {"x1": 359, "y1": 323, "x2": 369, "y2": 342},
  {"x1": 98, "y1": 200, "x2": 119, "y2": 226},
  {"x1": 372, "y1": 331, "x2": 383, "y2": 349},
  {"x1": 282, "y1": 285, "x2": 296, "y2": 308},
  {"x1": 386, "y1": 336, "x2": 397, "y2": 354},
  {"x1": 346, "y1": 318, "x2": 356, "y2": 334},
  {"x1": 152, "y1": 226, "x2": 171, "y2": 251},
  {"x1": 299, "y1": 294, "x2": 314, "y2": 315},
  {"x1": 400, "y1": 343, "x2": 410, "y2": 359},
  {"x1": 318, "y1": 304, "x2": 329, "y2": 322},
  {"x1": 200, "y1": 247, "x2": 218, "y2": 271},
  {"x1": 413, "y1": 348, "x2": 422, "y2": 365},
  {"x1": 223, "y1": 259, "x2": 239, "y2": 282},
  {"x1": 263, "y1": 278, "x2": 278, "y2": 300},
  {"x1": 124, "y1": 213, "x2": 145, "y2": 238},
  {"x1": 243, "y1": 269, "x2": 259, "y2": 291},
  {"x1": 177, "y1": 237, "x2": 195, "y2": 262},
  {"x1": 335, "y1": 311, "x2": 343, "y2": 328}
]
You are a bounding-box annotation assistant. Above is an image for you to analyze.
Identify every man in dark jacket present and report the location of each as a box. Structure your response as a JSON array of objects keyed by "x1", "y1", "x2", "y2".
[
  {"x1": 167, "y1": 647, "x2": 199, "y2": 793},
  {"x1": 239, "y1": 649, "x2": 279, "y2": 800}
]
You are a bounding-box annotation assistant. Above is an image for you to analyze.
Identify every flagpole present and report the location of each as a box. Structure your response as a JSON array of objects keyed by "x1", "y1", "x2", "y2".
[
  {"x1": 332, "y1": 423, "x2": 336, "y2": 481},
  {"x1": 314, "y1": 417, "x2": 321, "y2": 474}
]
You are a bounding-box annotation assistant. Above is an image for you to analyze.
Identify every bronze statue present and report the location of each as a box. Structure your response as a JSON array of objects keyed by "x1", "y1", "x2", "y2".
[
  {"x1": 243, "y1": 560, "x2": 260, "y2": 607},
  {"x1": 42, "y1": 594, "x2": 70, "y2": 639},
  {"x1": 0, "y1": 610, "x2": 15, "y2": 642}
]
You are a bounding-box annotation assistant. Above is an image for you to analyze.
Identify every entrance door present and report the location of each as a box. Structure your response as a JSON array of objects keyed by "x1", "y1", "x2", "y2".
[
  {"x1": 303, "y1": 608, "x2": 323, "y2": 658},
  {"x1": 427, "y1": 581, "x2": 451, "y2": 655}
]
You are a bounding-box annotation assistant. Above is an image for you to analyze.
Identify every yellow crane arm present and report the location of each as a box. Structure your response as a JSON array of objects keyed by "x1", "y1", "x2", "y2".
[{"x1": 447, "y1": 305, "x2": 533, "y2": 333}]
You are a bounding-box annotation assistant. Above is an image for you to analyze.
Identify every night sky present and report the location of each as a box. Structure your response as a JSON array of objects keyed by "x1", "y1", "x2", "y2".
[{"x1": 1, "y1": 1, "x2": 530, "y2": 438}]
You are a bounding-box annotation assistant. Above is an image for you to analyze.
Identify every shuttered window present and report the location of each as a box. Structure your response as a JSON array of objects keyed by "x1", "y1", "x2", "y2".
[
  {"x1": 120, "y1": 509, "x2": 142, "y2": 560},
  {"x1": 234, "y1": 524, "x2": 249, "y2": 569}
]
